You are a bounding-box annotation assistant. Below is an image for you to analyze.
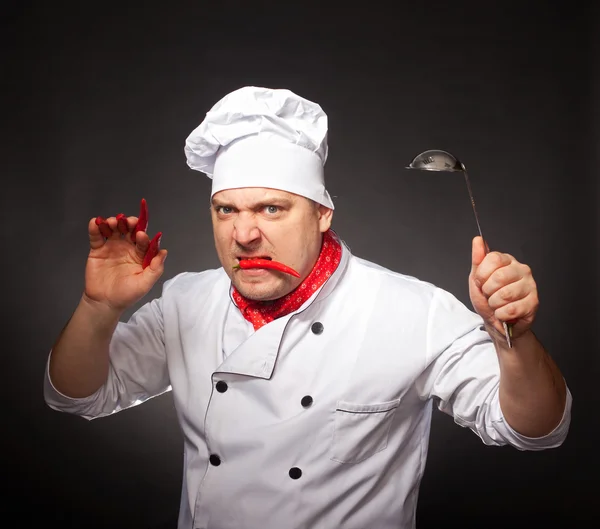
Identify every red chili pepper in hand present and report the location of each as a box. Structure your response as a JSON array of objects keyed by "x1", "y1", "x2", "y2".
[
  {"x1": 95, "y1": 216, "x2": 112, "y2": 238},
  {"x1": 116, "y1": 213, "x2": 128, "y2": 235},
  {"x1": 233, "y1": 259, "x2": 300, "y2": 278},
  {"x1": 133, "y1": 198, "x2": 148, "y2": 243},
  {"x1": 142, "y1": 232, "x2": 162, "y2": 269}
]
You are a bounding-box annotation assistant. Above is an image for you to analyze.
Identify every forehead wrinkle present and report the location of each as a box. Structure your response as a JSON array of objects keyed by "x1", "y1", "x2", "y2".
[{"x1": 212, "y1": 189, "x2": 296, "y2": 209}]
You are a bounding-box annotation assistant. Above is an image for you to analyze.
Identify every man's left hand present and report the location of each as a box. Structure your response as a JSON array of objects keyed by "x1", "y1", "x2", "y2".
[{"x1": 469, "y1": 236, "x2": 539, "y2": 341}]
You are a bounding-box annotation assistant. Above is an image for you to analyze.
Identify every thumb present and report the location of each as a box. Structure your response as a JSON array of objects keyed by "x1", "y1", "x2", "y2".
[
  {"x1": 147, "y1": 248, "x2": 168, "y2": 273},
  {"x1": 471, "y1": 236, "x2": 487, "y2": 273},
  {"x1": 469, "y1": 236, "x2": 495, "y2": 324},
  {"x1": 140, "y1": 249, "x2": 168, "y2": 288}
]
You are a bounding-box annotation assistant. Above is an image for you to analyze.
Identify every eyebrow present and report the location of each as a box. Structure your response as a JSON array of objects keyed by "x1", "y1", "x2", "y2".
[{"x1": 211, "y1": 197, "x2": 293, "y2": 209}]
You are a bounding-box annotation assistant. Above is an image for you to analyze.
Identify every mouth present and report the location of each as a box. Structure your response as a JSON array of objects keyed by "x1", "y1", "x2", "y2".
[
  {"x1": 237, "y1": 256, "x2": 272, "y2": 263},
  {"x1": 233, "y1": 256, "x2": 301, "y2": 278}
]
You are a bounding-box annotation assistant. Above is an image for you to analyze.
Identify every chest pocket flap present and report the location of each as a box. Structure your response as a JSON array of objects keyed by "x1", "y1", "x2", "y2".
[{"x1": 331, "y1": 398, "x2": 400, "y2": 464}]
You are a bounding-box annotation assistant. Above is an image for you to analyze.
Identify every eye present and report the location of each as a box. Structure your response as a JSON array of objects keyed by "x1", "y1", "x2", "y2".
[
  {"x1": 264, "y1": 205, "x2": 279, "y2": 214},
  {"x1": 216, "y1": 206, "x2": 234, "y2": 215}
]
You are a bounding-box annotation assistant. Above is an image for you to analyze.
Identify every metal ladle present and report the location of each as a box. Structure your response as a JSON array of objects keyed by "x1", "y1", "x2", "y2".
[{"x1": 406, "y1": 149, "x2": 513, "y2": 348}]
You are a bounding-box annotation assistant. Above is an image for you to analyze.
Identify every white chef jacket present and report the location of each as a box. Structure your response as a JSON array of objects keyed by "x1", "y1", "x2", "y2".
[{"x1": 44, "y1": 235, "x2": 572, "y2": 529}]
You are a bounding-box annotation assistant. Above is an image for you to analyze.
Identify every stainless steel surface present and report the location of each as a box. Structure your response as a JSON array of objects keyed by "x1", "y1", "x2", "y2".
[{"x1": 406, "y1": 149, "x2": 463, "y2": 172}]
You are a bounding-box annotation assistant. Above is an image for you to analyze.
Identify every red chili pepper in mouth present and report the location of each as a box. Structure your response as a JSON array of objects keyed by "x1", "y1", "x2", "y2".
[
  {"x1": 142, "y1": 232, "x2": 162, "y2": 269},
  {"x1": 233, "y1": 258, "x2": 300, "y2": 278},
  {"x1": 133, "y1": 198, "x2": 148, "y2": 242}
]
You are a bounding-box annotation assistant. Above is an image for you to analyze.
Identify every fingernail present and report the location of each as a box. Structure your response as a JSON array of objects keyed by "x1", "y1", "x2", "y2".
[
  {"x1": 116, "y1": 213, "x2": 128, "y2": 234},
  {"x1": 95, "y1": 216, "x2": 112, "y2": 238}
]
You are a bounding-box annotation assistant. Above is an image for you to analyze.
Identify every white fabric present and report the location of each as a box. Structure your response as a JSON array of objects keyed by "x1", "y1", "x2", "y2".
[
  {"x1": 222, "y1": 301, "x2": 253, "y2": 359},
  {"x1": 184, "y1": 86, "x2": 334, "y2": 209},
  {"x1": 44, "y1": 239, "x2": 572, "y2": 529}
]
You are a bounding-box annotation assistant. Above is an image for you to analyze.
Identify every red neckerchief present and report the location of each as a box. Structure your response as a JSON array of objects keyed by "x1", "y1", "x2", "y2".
[{"x1": 231, "y1": 229, "x2": 342, "y2": 330}]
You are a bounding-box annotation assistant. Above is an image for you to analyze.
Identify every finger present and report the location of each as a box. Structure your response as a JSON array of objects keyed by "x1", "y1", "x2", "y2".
[
  {"x1": 133, "y1": 198, "x2": 149, "y2": 241},
  {"x1": 89, "y1": 217, "x2": 108, "y2": 249},
  {"x1": 116, "y1": 213, "x2": 128, "y2": 235},
  {"x1": 106, "y1": 216, "x2": 121, "y2": 236},
  {"x1": 486, "y1": 277, "x2": 533, "y2": 310},
  {"x1": 142, "y1": 232, "x2": 163, "y2": 269},
  {"x1": 470, "y1": 236, "x2": 487, "y2": 270},
  {"x1": 140, "y1": 249, "x2": 168, "y2": 289},
  {"x1": 95, "y1": 216, "x2": 112, "y2": 238},
  {"x1": 116, "y1": 215, "x2": 140, "y2": 243},
  {"x1": 481, "y1": 264, "x2": 523, "y2": 298},
  {"x1": 147, "y1": 249, "x2": 168, "y2": 272},
  {"x1": 493, "y1": 293, "x2": 538, "y2": 323},
  {"x1": 472, "y1": 251, "x2": 513, "y2": 289},
  {"x1": 128, "y1": 215, "x2": 141, "y2": 243},
  {"x1": 134, "y1": 230, "x2": 150, "y2": 260}
]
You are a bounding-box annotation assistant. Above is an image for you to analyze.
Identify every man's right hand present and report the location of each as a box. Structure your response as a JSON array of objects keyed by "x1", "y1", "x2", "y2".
[{"x1": 84, "y1": 202, "x2": 167, "y2": 313}]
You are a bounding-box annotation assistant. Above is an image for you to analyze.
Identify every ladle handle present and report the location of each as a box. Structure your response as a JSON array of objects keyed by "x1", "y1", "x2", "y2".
[{"x1": 464, "y1": 169, "x2": 514, "y2": 348}]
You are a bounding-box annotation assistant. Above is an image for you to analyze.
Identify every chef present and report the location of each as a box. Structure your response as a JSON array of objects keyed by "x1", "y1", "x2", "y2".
[{"x1": 44, "y1": 86, "x2": 572, "y2": 529}]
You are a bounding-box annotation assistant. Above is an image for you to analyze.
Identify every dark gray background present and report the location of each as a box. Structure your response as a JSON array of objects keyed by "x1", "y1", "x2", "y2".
[{"x1": 3, "y1": 2, "x2": 598, "y2": 528}]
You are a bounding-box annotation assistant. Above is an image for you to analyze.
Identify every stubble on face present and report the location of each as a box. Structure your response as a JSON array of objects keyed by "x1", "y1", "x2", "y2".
[{"x1": 211, "y1": 188, "x2": 332, "y2": 302}]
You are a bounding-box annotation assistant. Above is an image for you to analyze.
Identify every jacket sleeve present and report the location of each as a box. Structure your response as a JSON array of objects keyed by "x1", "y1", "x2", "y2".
[
  {"x1": 43, "y1": 288, "x2": 172, "y2": 422},
  {"x1": 416, "y1": 287, "x2": 572, "y2": 450}
]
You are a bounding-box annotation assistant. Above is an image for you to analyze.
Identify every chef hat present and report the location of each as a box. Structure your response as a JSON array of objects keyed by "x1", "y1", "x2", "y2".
[{"x1": 184, "y1": 86, "x2": 334, "y2": 209}]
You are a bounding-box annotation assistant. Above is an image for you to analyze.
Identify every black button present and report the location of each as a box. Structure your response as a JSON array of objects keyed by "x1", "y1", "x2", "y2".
[
  {"x1": 311, "y1": 322, "x2": 324, "y2": 335},
  {"x1": 209, "y1": 454, "x2": 221, "y2": 466},
  {"x1": 479, "y1": 325, "x2": 485, "y2": 331},
  {"x1": 301, "y1": 396, "x2": 313, "y2": 408},
  {"x1": 216, "y1": 381, "x2": 228, "y2": 393},
  {"x1": 289, "y1": 467, "x2": 302, "y2": 479}
]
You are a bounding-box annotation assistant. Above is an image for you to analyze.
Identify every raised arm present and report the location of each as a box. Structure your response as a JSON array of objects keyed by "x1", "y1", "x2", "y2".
[{"x1": 49, "y1": 200, "x2": 167, "y2": 398}]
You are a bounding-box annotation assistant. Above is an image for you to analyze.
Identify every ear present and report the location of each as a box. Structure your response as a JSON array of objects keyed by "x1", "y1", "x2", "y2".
[{"x1": 317, "y1": 205, "x2": 334, "y2": 232}]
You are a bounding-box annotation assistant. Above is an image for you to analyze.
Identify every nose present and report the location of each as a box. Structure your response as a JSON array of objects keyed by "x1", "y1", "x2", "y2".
[{"x1": 233, "y1": 212, "x2": 261, "y2": 246}]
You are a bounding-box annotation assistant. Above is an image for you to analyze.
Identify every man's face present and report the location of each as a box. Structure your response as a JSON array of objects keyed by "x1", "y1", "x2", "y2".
[{"x1": 211, "y1": 187, "x2": 333, "y2": 301}]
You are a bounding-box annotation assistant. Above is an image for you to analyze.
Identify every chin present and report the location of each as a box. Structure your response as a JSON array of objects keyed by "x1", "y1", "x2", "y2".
[{"x1": 234, "y1": 278, "x2": 292, "y2": 302}]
